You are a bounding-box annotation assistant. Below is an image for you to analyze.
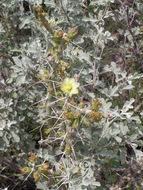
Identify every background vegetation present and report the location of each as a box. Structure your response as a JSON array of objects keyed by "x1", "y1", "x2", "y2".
[{"x1": 0, "y1": 0, "x2": 143, "y2": 189}]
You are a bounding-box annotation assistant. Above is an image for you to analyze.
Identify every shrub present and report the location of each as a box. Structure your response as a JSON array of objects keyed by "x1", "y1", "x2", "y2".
[{"x1": 0, "y1": 0, "x2": 143, "y2": 189}]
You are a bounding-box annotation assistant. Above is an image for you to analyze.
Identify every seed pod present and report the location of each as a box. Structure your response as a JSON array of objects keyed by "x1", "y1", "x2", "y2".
[
  {"x1": 20, "y1": 166, "x2": 31, "y2": 174},
  {"x1": 54, "y1": 30, "x2": 64, "y2": 44},
  {"x1": 33, "y1": 171, "x2": 40, "y2": 182},
  {"x1": 64, "y1": 111, "x2": 74, "y2": 120},
  {"x1": 89, "y1": 111, "x2": 102, "y2": 122},
  {"x1": 91, "y1": 99, "x2": 100, "y2": 111},
  {"x1": 35, "y1": 6, "x2": 42, "y2": 14},
  {"x1": 29, "y1": 153, "x2": 37, "y2": 164},
  {"x1": 42, "y1": 163, "x2": 49, "y2": 171},
  {"x1": 73, "y1": 112, "x2": 80, "y2": 119},
  {"x1": 67, "y1": 27, "x2": 78, "y2": 39}
]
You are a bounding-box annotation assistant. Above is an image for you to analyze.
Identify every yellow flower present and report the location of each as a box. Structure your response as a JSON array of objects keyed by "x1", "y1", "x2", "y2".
[{"x1": 61, "y1": 78, "x2": 79, "y2": 96}]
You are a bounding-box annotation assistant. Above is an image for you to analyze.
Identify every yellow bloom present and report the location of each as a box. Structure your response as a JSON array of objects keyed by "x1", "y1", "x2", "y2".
[{"x1": 61, "y1": 78, "x2": 79, "y2": 96}]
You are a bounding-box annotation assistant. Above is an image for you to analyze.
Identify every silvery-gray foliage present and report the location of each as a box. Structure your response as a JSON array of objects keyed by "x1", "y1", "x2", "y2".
[{"x1": 0, "y1": 0, "x2": 143, "y2": 189}]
